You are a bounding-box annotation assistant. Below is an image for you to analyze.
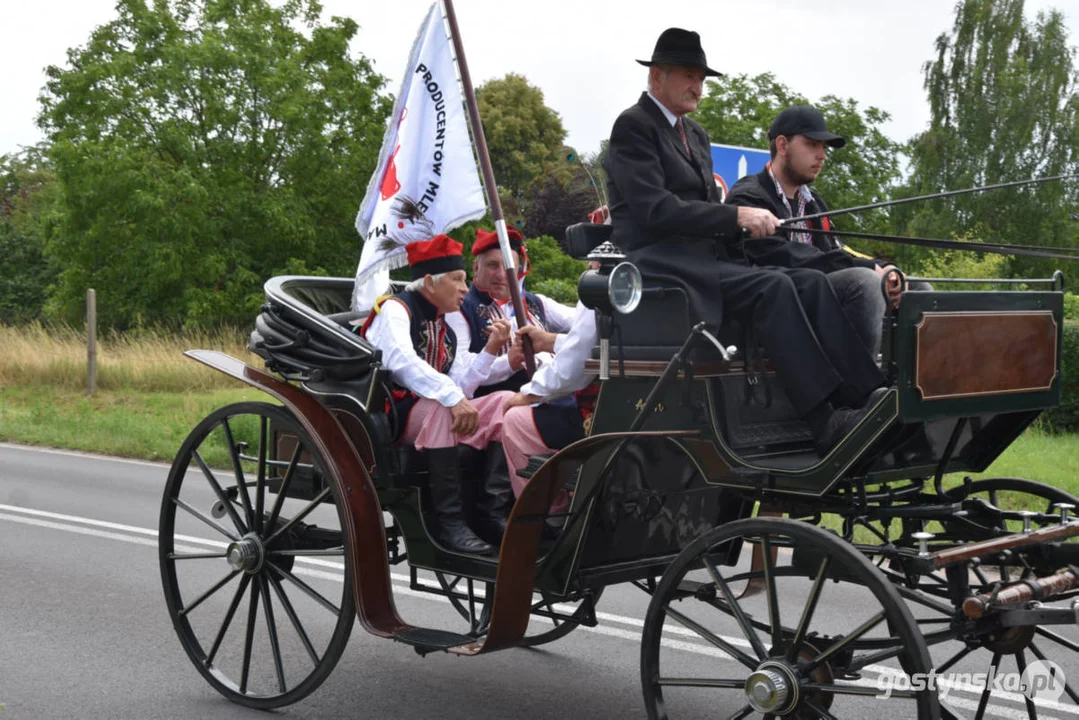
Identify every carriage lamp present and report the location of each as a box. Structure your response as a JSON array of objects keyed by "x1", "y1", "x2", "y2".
[{"x1": 578, "y1": 241, "x2": 643, "y2": 380}]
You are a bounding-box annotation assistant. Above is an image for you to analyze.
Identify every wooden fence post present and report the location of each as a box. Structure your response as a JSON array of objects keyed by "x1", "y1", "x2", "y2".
[{"x1": 87, "y1": 288, "x2": 97, "y2": 395}]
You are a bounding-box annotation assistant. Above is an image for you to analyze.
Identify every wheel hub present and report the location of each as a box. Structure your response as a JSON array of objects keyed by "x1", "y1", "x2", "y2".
[
  {"x1": 745, "y1": 661, "x2": 798, "y2": 715},
  {"x1": 226, "y1": 534, "x2": 265, "y2": 574}
]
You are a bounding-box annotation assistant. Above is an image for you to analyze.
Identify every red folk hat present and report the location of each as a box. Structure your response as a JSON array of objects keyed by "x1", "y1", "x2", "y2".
[
  {"x1": 472, "y1": 227, "x2": 524, "y2": 257},
  {"x1": 405, "y1": 235, "x2": 465, "y2": 280}
]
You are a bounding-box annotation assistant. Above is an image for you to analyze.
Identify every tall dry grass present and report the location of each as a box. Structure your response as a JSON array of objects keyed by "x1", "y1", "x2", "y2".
[{"x1": 0, "y1": 322, "x2": 255, "y2": 392}]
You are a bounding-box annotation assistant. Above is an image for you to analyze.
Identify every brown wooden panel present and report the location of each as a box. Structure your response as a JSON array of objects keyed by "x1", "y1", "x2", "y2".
[{"x1": 914, "y1": 311, "x2": 1058, "y2": 400}]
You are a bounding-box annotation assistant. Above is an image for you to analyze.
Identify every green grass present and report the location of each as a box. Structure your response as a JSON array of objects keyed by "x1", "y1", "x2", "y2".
[
  {"x1": 0, "y1": 385, "x2": 263, "y2": 463},
  {"x1": 957, "y1": 429, "x2": 1079, "y2": 498}
]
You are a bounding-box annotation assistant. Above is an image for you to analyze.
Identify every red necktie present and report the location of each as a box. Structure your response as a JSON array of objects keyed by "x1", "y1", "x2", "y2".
[{"x1": 675, "y1": 118, "x2": 691, "y2": 155}]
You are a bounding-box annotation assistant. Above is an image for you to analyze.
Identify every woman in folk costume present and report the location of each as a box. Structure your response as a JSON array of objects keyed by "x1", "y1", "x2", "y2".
[
  {"x1": 445, "y1": 227, "x2": 576, "y2": 396},
  {"x1": 359, "y1": 235, "x2": 515, "y2": 556}
]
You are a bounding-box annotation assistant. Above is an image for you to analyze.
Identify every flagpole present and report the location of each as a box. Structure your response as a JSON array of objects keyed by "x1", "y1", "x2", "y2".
[{"x1": 441, "y1": 0, "x2": 536, "y2": 375}]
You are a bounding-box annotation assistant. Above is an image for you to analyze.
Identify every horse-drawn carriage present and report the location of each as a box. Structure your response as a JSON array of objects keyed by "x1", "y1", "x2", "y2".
[{"x1": 158, "y1": 222, "x2": 1079, "y2": 719}]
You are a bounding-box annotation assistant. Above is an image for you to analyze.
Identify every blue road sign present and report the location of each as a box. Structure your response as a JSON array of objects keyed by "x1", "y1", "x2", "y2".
[{"x1": 710, "y1": 143, "x2": 770, "y2": 201}]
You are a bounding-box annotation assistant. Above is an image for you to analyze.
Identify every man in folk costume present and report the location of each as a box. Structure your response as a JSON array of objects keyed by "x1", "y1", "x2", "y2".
[
  {"x1": 359, "y1": 235, "x2": 515, "y2": 556},
  {"x1": 445, "y1": 227, "x2": 576, "y2": 396},
  {"x1": 500, "y1": 303, "x2": 598, "y2": 510}
]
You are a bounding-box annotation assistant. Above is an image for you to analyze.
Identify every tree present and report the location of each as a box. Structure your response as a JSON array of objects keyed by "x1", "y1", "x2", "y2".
[
  {"x1": 896, "y1": 0, "x2": 1079, "y2": 279},
  {"x1": 522, "y1": 148, "x2": 606, "y2": 244},
  {"x1": 694, "y1": 73, "x2": 905, "y2": 239},
  {"x1": 0, "y1": 148, "x2": 61, "y2": 325},
  {"x1": 38, "y1": 0, "x2": 390, "y2": 328},
  {"x1": 476, "y1": 74, "x2": 567, "y2": 202}
]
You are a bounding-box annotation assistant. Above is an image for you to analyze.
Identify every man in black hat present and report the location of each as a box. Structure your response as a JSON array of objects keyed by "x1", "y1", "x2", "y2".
[
  {"x1": 603, "y1": 28, "x2": 890, "y2": 454},
  {"x1": 724, "y1": 105, "x2": 901, "y2": 354}
]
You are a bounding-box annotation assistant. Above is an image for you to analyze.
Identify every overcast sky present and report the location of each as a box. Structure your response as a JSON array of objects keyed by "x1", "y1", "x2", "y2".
[{"x1": 3, "y1": 0, "x2": 1078, "y2": 159}]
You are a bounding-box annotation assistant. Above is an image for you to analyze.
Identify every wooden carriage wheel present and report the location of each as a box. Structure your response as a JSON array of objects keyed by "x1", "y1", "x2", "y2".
[
  {"x1": 640, "y1": 517, "x2": 939, "y2": 719},
  {"x1": 159, "y1": 402, "x2": 355, "y2": 709}
]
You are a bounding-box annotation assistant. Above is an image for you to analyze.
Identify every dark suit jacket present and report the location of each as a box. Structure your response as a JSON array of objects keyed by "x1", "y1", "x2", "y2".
[
  {"x1": 603, "y1": 94, "x2": 747, "y2": 326},
  {"x1": 725, "y1": 168, "x2": 879, "y2": 273}
]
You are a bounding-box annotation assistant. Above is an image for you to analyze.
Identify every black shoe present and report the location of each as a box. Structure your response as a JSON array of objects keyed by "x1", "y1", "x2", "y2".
[
  {"x1": 471, "y1": 442, "x2": 514, "y2": 547},
  {"x1": 858, "y1": 386, "x2": 890, "y2": 410},
  {"x1": 426, "y1": 447, "x2": 496, "y2": 556},
  {"x1": 816, "y1": 405, "x2": 873, "y2": 456}
]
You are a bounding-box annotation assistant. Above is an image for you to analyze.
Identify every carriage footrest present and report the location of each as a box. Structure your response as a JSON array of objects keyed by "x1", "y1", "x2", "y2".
[
  {"x1": 516, "y1": 454, "x2": 552, "y2": 481},
  {"x1": 393, "y1": 627, "x2": 473, "y2": 655}
]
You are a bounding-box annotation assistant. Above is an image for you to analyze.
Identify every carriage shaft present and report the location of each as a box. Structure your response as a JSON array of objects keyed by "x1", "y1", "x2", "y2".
[
  {"x1": 929, "y1": 520, "x2": 1079, "y2": 569},
  {"x1": 962, "y1": 568, "x2": 1079, "y2": 619}
]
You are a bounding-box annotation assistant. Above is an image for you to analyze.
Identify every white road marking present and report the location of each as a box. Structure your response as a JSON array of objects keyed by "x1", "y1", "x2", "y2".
[
  {"x1": 3, "y1": 503, "x2": 1078, "y2": 717},
  {"x1": 0, "y1": 442, "x2": 172, "y2": 470}
]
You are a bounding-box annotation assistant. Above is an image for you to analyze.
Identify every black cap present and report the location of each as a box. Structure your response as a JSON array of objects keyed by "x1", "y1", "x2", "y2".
[
  {"x1": 636, "y1": 28, "x2": 723, "y2": 78},
  {"x1": 768, "y1": 105, "x2": 846, "y2": 148}
]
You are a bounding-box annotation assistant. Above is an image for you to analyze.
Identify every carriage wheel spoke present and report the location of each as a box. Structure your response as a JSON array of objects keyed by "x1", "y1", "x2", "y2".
[
  {"x1": 264, "y1": 443, "x2": 303, "y2": 534},
  {"x1": 724, "y1": 704, "x2": 754, "y2": 720},
  {"x1": 267, "y1": 561, "x2": 340, "y2": 616},
  {"x1": 268, "y1": 573, "x2": 320, "y2": 666},
  {"x1": 1014, "y1": 650, "x2": 1038, "y2": 719},
  {"x1": 974, "y1": 651, "x2": 1003, "y2": 720},
  {"x1": 179, "y1": 570, "x2": 241, "y2": 617},
  {"x1": 268, "y1": 548, "x2": 345, "y2": 558},
  {"x1": 192, "y1": 449, "x2": 248, "y2": 535},
  {"x1": 254, "y1": 416, "x2": 268, "y2": 534},
  {"x1": 803, "y1": 698, "x2": 841, "y2": 720},
  {"x1": 206, "y1": 573, "x2": 252, "y2": 666},
  {"x1": 935, "y1": 645, "x2": 975, "y2": 675},
  {"x1": 264, "y1": 487, "x2": 332, "y2": 548},
  {"x1": 1029, "y1": 641, "x2": 1079, "y2": 704},
  {"x1": 803, "y1": 611, "x2": 886, "y2": 673},
  {"x1": 221, "y1": 418, "x2": 256, "y2": 531},
  {"x1": 168, "y1": 551, "x2": 228, "y2": 560},
  {"x1": 259, "y1": 576, "x2": 288, "y2": 694},
  {"x1": 786, "y1": 554, "x2": 831, "y2": 663},
  {"x1": 759, "y1": 535, "x2": 782, "y2": 651},
  {"x1": 1034, "y1": 626, "x2": 1079, "y2": 652},
  {"x1": 803, "y1": 681, "x2": 915, "y2": 699},
  {"x1": 239, "y1": 579, "x2": 261, "y2": 695},
  {"x1": 663, "y1": 605, "x2": 759, "y2": 670},
  {"x1": 702, "y1": 554, "x2": 768, "y2": 660},
  {"x1": 656, "y1": 677, "x2": 745, "y2": 689},
  {"x1": 173, "y1": 496, "x2": 240, "y2": 542}
]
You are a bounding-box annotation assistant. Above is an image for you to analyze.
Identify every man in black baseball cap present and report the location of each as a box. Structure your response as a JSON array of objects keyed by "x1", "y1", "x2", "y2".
[
  {"x1": 769, "y1": 105, "x2": 847, "y2": 149},
  {"x1": 725, "y1": 104, "x2": 904, "y2": 354}
]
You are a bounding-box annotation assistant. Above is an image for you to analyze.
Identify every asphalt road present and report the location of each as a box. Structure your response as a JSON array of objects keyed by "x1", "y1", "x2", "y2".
[{"x1": 2, "y1": 442, "x2": 1079, "y2": 720}]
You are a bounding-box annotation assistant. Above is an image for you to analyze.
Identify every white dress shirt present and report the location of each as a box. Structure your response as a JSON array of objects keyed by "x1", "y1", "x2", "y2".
[
  {"x1": 519, "y1": 302, "x2": 597, "y2": 400},
  {"x1": 364, "y1": 298, "x2": 497, "y2": 407},
  {"x1": 444, "y1": 292, "x2": 577, "y2": 383},
  {"x1": 646, "y1": 91, "x2": 679, "y2": 127}
]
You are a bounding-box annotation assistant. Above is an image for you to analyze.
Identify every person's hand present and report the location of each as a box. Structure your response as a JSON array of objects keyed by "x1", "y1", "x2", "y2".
[
  {"x1": 503, "y1": 392, "x2": 542, "y2": 412},
  {"x1": 449, "y1": 397, "x2": 479, "y2": 436},
  {"x1": 507, "y1": 338, "x2": 525, "y2": 370},
  {"x1": 517, "y1": 324, "x2": 558, "y2": 354},
  {"x1": 483, "y1": 318, "x2": 512, "y2": 353},
  {"x1": 736, "y1": 207, "x2": 781, "y2": 238},
  {"x1": 875, "y1": 264, "x2": 902, "y2": 309}
]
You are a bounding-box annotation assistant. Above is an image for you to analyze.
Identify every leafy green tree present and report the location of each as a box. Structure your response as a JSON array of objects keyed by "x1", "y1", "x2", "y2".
[
  {"x1": 476, "y1": 73, "x2": 567, "y2": 202},
  {"x1": 694, "y1": 73, "x2": 904, "y2": 241},
  {"x1": 0, "y1": 148, "x2": 61, "y2": 325},
  {"x1": 895, "y1": 0, "x2": 1079, "y2": 279},
  {"x1": 38, "y1": 0, "x2": 390, "y2": 328}
]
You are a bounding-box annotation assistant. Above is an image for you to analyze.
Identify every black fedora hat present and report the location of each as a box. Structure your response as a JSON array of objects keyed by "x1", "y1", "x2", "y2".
[{"x1": 637, "y1": 28, "x2": 723, "y2": 77}]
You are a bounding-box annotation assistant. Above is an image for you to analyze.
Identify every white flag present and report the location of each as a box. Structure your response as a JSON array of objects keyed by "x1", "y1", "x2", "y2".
[{"x1": 352, "y1": 2, "x2": 487, "y2": 311}]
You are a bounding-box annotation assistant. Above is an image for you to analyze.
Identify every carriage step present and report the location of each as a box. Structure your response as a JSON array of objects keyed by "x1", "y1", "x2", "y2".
[
  {"x1": 393, "y1": 627, "x2": 474, "y2": 655},
  {"x1": 516, "y1": 454, "x2": 553, "y2": 481}
]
